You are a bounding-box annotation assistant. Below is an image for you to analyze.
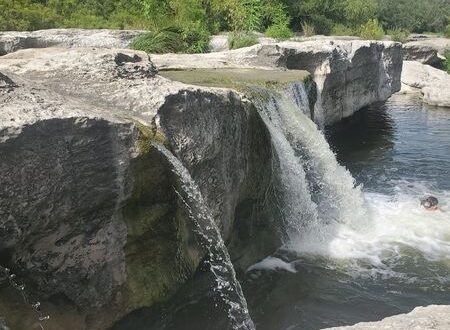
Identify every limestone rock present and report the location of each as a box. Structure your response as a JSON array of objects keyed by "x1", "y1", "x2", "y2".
[
  {"x1": 402, "y1": 61, "x2": 450, "y2": 107},
  {"x1": 153, "y1": 40, "x2": 402, "y2": 126},
  {"x1": 402, "y1": 42, "x2": 445, "y2": 66},
  {"x1": 325, "y1": 305, "x2": 450, "y2": 330},
  {"x1": 404, "y1": 36, "x2": 450, "y2": 55},
  {"x1": 0, "y1": 47, "x2": 278, "y2": 329},
  {"x1": 0, "y1": 29, "x2": 143, "y2": 56}
]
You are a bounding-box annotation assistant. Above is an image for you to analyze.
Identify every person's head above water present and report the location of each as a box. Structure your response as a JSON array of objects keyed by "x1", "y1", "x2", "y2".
[{"x1": 421, "y1": 196, "x2": 439, "y2": 210}]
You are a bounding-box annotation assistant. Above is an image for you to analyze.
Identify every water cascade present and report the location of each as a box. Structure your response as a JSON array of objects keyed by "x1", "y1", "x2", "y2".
[
  {"x1": 248, "y1": 83, "x2": 367, "y2": 249},
  {"x1": 154, "y1": 144, "x2": 255, "y2": 330}
]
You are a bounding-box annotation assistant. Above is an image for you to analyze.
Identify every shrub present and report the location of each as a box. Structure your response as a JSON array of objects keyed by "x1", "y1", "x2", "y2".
[
  {"x1": 131, "y1": 26, "x2": 184, "y2": 54},
  {"x1": 359, "y1": 19, "x2": 385, "y2": 40},
  {"x1": 181, "y1": 23, "x2": 211, "y2": 53},
  {"x1": 331, "y1": 24, "x2": 355, "y2": 36},
  {"x1": 131, "y1": 24, "x2": 210, "y2": 54},
  {"x1": 388, "y1": 28, "x2": 410, "y2": 43},
  {"x1": 301, "y1": 22, "x2": 316, "y2": 37},
  {"x1": 265, "y1": 23, "x2": 293, "y2": 40},
  {"x1": 445, "y1": 23, "x2": 450, "y2": 38},
  {"x1": 228, "y1": 31, "x2": 258, "y2": 49}
]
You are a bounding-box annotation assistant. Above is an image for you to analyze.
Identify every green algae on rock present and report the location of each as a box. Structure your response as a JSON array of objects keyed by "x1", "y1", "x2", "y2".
[{"x1": 159, "y1": 68, "x2": 310, "y2": 90}]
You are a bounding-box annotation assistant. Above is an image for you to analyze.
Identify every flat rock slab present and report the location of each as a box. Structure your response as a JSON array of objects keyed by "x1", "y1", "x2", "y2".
[
  {"x1": 0, "y1": 28, "x2": 143, "y2": 55},
  {"x1": 404, "y1": 37, "x2": 450, "y2": 56},
  {"x1": 324, "y1": 305, "x2": 450, "y2": 330},
  {"x1": 402, "y1": 61, "x2": 450, "y2": 107}
]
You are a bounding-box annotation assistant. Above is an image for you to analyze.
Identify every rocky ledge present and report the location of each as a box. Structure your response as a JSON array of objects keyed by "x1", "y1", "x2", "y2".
[
  {"x1": 324, "y1": 305, "x2": 450, "y2": 330},
  {"x1": 401, "y1": 60, "x2": 450, "y2": 107},
  {"x1": 0, "y1": 29, "x2": 403, "y2": 329},
  {"x1": 0, "y1": 29, "x2": 142, "y2": 56},
  {"x1": 152, "y1": 39, "x2": 402, "y2": 126},
  {"x1": 0, "y1": 47, "x2": 286, "y2": 329}
]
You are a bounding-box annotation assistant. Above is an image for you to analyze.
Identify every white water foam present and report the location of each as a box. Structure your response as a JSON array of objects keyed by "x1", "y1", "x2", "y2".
[
  {"x1": 246, "y1": 257, "x2": 297, "y2": 274},
  {"x1": 253, "y1": 83, "x2": 450, "y2": 279},
  {"x1": 293, "y1": 183, "x2": 450, "y2": 263}
]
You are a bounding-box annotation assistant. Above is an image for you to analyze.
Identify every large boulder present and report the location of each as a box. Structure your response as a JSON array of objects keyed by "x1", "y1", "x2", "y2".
[
  {"x1": 0, "y1": 29, "x2": 143, "y2": 56},
  {"x1": 324, "y1": 305, "x2": 450, "y2": 330},
  {"x1": 401, "y1": 60, "x2": 450, "y2": 107},
  {"x1": 0, "y1": 48, "x2": 279, "y2": 329},
  {"x1": 153, "y1": 40, "x2": 403, "y2": 126}
]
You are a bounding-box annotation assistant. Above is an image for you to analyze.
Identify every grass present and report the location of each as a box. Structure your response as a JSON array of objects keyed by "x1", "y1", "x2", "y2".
[
  {"x1": 388, "y1": 28, "x2": 410, "y2": 43},
  {"x1": 265, "y1": 23, "x2": 293, "y2": 40},
  {"x1": 359, "y1": 19, "x2": 385, "y2": 40},
  {"x1": 301, "y1": 22, "x2": 316, "y2": 37},
  {"x1": 131, "y1": 27, "x2": 184, "y2": 54},
  {"x1": 444, "y1": 51, "x2": 450, "y2": 74},
  {"x1": 228, "y1": 31, "x2": 259, "y2": 49}
]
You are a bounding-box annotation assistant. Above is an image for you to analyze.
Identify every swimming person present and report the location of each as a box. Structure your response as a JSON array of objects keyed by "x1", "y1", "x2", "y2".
[{"x1": 421, "y1": 196, "x2": 439, "y2": 211}]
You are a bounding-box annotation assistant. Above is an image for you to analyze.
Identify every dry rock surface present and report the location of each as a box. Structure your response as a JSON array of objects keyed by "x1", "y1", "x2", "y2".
[
  {"x1": 0, "y1": 28, "x2": 143, "y2": 55},
  {"x1": 401, "y1": 60, "x2": 450, "y2": 107},
  {"x1": 324, "y1": 305, "x2": 450, "y2": 330}
]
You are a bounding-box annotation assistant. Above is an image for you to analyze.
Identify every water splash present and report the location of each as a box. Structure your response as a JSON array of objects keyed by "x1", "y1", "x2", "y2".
[
  {"x1": 154, "y1": 144, "x2": 255, "y2": 330},
  {"x1": 0, "y1": 266, "x2": 49, "y2": 329}
]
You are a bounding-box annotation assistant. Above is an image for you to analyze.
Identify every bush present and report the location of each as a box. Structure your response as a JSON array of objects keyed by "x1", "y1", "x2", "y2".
[
  {"x1": 265, "y1": 23, "x2": 293, "y2": 40},
  {"x1": 131, "y1": 24, "x2": 210, "y2": 54},
  {"x1": 301, "y1": 22, "x2": 316, "y2": 37},
  {"x1": 228, "y1": 31, "x2": 258, "y2": 49},
  {"x1": 181, "y1": 23, "x2": 211, "y2": 53},
  {"x1": 131, "y1": 27, "x2": 184, "y2": 53},
  {"x1": 388, "y1": 28, "x2": 410, "y2": 43},
  {"x1": 331, "y1": 24, "x2": 355, "y2": 36},
  {"x1": 445, "y1": 23, "x2": 450, "y2": 38},
  {"x1": 359, "y1": 19, "x2": 385, "y2": 40}
]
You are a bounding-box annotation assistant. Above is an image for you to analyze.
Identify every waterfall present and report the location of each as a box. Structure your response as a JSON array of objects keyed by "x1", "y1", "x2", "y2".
[
  {"x1": 154, "y1": 144, "x2": 255, "y2": 330},
  {"x1": 249, "y1": 83, "x2": 367, "y2": 249}
]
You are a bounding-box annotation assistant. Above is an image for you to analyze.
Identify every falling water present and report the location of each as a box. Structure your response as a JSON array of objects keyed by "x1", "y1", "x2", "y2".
[
  {"x1": 248, "y1": 83, "x2": 367, "y2": 247},
  {"x1": 154, "y1": 144, "x2": 255, "y2": 330}
]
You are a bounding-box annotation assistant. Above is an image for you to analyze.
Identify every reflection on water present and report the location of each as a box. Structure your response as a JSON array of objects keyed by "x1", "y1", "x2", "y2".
[{"x1": 327, "y1": 95, "x2": 450, "y2": 192}]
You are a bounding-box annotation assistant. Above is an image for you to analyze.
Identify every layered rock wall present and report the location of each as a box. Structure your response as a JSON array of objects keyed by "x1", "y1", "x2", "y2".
[{"x1": 0, "y1": 48, "x2": 278, "y2": 329}]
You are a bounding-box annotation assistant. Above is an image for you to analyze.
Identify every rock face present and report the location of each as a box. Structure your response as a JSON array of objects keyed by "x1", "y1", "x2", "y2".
[
  {"x1": 0, "y1": 48, "x2": 278, "y2": 329},
  {"x1": 325, "y1": 305, "x2": 450, "y2": 330},
  {"x1": 401, "y1": 61, "x2": 450, "y2": 107},
  {"x1": 0, "y1": 29, "x2": 403, "y2": 126},
  {"x1": 153, "y1": 40, "x2": 402, "y2": 126},
  {"x1": 402, "y1": 42, "x2": 445, "y2": 67},
  {"x1": 0, "y1": 29, "x2": 143, "y2": 55},
  {"x1": 0, "y1": 30, "x2": 404, "y2": 329},
  {"x1": 405, "y1": 36, "x2": 450, "y2": 55}
]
